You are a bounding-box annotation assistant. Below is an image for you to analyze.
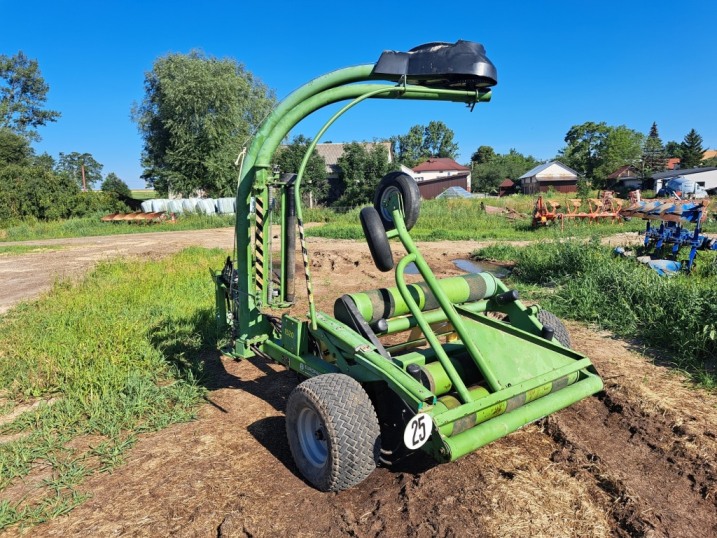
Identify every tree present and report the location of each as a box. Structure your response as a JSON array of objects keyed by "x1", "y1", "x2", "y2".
[
  {"x1": 391, "y1": 125, "x2": 426, "y2": 168},
  {"x1": 0, "y1": 128, "x2": 32, "y2": 165},
  {"x1": 0, "y1": 51, "x2": 60, "y2": 140},
  {"x1": 559, "y1": 121, "x2": 610, "y2": 180},
  {"x1": 334, "y1": 142, "x2": 395, "y2": 206},
  {"x1": 274, "y1": 135, "x2": 329, "y2": 207},
  {"x1": 422, "y1": 120, "x2": 459, "y2": 160},
  {"x1": 133, "y1": 50, "x2": 276, "y2": 197},
  {"x1": 101, "y1": 172, "x2": 131, "y2": 197},
  {"x1": 665, "y1": 140, "x2": 682, "y2": 159},
  {"x1": 471, "y1": 148, "x2": 540, "y2": 193},
  {"x1": 470, "y1": 145, "x2": 495, "y2": 165},
  {"x1": 559, "y1": 122, "x2": 643, "y2": 187},
  {"x1": 391, "y1": 121, "x2": 459, "y2": 167},
  {"x1": 593, "y1": 126, "x2": 644, "y2": 182},
  {"x1": 641, "y1": 122, "x2": 667, "y2": 176},
  {"x1": 56, "y1": 151, "x2": 103, "y2": 190},
  {"x1": 679, "y1": 129, "x2": 704, "y2": 168}
]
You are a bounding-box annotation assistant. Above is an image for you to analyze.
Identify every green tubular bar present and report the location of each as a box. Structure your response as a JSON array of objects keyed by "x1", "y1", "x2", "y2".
[
  {"x1": 338, "y1": 273, "x2": 499, "y2": 325},
  {"x1": 438, "y1": 374, "x2": 603, "y2": 461}
]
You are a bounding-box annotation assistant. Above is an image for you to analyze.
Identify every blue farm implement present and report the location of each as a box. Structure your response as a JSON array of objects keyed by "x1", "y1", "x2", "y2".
[{"x1": 621, "y1": 199, "x2": 717, "y2": 272}]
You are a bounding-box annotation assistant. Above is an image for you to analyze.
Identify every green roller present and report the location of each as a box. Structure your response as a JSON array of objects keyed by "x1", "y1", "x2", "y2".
[
  {"x1": 433, "y1": 371, "x2": 579, "y2": 438},
  {"x1": 335, "y1": 272, "x2": 499, "y2": 325}
]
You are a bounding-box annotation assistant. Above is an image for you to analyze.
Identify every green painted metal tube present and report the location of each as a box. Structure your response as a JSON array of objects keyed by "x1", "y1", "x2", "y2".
[
  {"x1": 393, "y1": 210, "x2": 502, "y2": 394},
  {"x1": 382, "y1": 300, "x2": 488, "y2": 335},
  {"x1": 339, "y1": 273, "x2": 498, "y2": 325},
  {"x1": 421, "y1": 353, "x2": 481, "y2": 396},
  {"x1": 440, "y1": 374, "x2": 603, "y2": 461},
  {"x1": 433, "y1": 371, "x2": 579, "y2": 438}
]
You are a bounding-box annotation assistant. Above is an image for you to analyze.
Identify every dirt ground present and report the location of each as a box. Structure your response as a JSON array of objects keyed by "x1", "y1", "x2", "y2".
[{"x1": 2, "y1": 228, "x2": 716, "y2": 537}]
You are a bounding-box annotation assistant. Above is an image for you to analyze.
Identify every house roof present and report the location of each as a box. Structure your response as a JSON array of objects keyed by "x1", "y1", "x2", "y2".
[
  {"x1": 499, "y1": 178, "x2": 515, "y2": 187},
  {"x1": 435, "y1": 186, "x2": 475, "y2": 199},
  {"x1": 703, "y1": 150, "x2": 717, "y2": 160},
  {"x1": 652, "y1": 167, "x2": 717, "y2": 180},
  {"x1": 519, "y1": 161, "x2": 579, "y2": 180},
  {"x1": 413, "y1": 157, "x2": 470, "y2": 172},
  {"x1": 607, "y1": 165, "x2": 640, "y2": 180},
  {"x1": 301, "y1": 142, "x2": 393, "y2": 175}
]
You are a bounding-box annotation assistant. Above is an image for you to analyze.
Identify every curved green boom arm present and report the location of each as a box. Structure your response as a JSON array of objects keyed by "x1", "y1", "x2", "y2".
[{"x1": 231, "y1": 63, "x2": 492, "y2": 356}]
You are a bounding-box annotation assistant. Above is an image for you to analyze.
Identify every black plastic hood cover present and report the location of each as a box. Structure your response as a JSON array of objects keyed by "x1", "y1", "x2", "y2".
[{"x1": 373, "y1": 40, "x2": 497, "y2": 89}]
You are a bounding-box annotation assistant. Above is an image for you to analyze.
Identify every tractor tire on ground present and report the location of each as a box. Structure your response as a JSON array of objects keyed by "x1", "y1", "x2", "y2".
[
  {"x1": 285, "y1": 373, "x2": 381, "y2": 492},
  {"x1": 360, "y1": 207, "x2": 394, "y2": 272},
  {"x1": 537, "y1": 309, "x2": 572, "y2": 349},
  {"x1": 373, "y1": 171, "x2": 421, "y2": 231}
]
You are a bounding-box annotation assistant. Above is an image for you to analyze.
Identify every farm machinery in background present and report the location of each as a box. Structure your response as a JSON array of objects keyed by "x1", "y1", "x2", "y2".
[
  {"x1": 213, "y1": 41, "x2": 603, "y2": 491},
  {"x1": 618, "y1": 197, "x2": 716, "y2": 274},
  {"x1": 532, "y1": 191, "x2": 624, "y2": 227}
]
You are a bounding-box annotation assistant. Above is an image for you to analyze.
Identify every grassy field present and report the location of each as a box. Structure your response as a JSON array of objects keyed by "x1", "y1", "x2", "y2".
[
  {"x1": 306, "y1": 199, "x2": 649, "y2": 241},
  {"x1": 0, "y1": 213, "x2": 236, "y2": 242},
  {"x1": 474, "y1": 240, "x2": 717, "y2": 387},
  {"x1": 130, "y1": 189, "x2": 156, "y2": 201},
  {"x1": 0, "y1": 247, "x2": 227, "y2": 529},
  {"x1": 2, "y1": 196, "x2": 714, "y2": 243}
]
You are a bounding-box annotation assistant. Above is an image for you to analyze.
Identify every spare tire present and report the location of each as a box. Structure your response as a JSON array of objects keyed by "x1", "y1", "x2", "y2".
[
  {"x1": 360, "y1": 207, "x2": 394, "y2": 272},
  {"x1": 373, "y1": 172, "x2": 421, "y2": 231}
]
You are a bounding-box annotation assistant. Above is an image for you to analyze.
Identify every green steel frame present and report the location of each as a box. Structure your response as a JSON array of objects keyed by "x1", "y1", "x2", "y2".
[{"x1": 213, "y1": 56, "x2": 602, "y2": 464}]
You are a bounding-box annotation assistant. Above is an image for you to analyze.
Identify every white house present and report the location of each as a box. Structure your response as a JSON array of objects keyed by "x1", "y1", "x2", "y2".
[{"x1": 519, "y1": 161, "x2": 579, "y2": 194}]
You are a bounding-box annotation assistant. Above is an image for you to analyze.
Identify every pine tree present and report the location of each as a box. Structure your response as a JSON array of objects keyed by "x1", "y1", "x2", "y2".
[
  {"x1": 679, "y1": 129, "x2": 704, "y2": 168},
  {"x1": 641, "y1": 122, "x2": 666, "y2": 176}
]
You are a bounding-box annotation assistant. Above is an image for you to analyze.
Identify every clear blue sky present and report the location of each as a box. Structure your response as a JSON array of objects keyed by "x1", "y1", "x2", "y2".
[{"x1": 3, "y1": 0, "x2": 716, "y2": 189}]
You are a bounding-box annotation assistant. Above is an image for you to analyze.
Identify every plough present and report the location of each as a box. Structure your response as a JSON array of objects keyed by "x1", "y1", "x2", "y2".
[
  {"x1": 100, "y1": 211, "x2": 174, "y2": 223},
  {"x1": 620, "y1": 198, "x2": 716, "y2": 272},
  {"x1": 532, "y1": 191, "x2": 623, "y2": 227},
  {"x1": 214, "y1": 41, "x2": 603, "y2": 491}
]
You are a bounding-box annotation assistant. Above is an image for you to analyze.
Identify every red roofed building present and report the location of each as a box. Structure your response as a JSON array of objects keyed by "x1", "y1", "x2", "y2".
[
  {"x1": 498, "y1": 178, "x2": 516, "y2": 197},
  {"x1": 412, "y1": 157, "x2": 472, "y2": 198}
]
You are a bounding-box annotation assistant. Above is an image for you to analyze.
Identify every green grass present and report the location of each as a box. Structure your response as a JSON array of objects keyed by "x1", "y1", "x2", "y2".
[
  {"x1": 474, "y1": 240, "x2": 717, "y2": 387},
  {"x1": 307, "y1": 199, "x2": 649, "y2": 241},
  {"x1": 0, "y1": 245, "x2": 62, "y2": 255},
  {"x1": 130, "y1": 189, "x2": 156, "y2": 201},
  {"x1": 3, "y1": 196, "x2": 714, "y2": 244},
  {"x1": 0, "y1": 247, "x2": 227, "y2": 530},
  {"x1": 0, "y1": 213, "x2": 236, "y2": 242}
]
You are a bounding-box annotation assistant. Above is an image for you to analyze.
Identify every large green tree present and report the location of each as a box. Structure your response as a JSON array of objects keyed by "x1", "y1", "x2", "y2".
[
  {"x1": 560, "y1": 121, "x2": 643, "y2": 187},
  {"x1": 101, "y1": 172, "x2": 131, "y2": 197},
  {"x1": 0, "y1": 128, "x2": 32, "y2": 165},
  {"x1": 641, "y1": 122, "x2": 667, "y2": 176},
  {"x1": 334, "y1": 142, "x2": 395, "y2": 206},
  {"x1": 0, "y1": 52, "x2": 60, "y2": 140},
  {"x1": 593, "y1": 126, "x2": 644, "y2": 181},
  {"x1": 133, "y1": 51, "x2": 275, "y2": 196},
  {"x1": 471, "y1": 148, "x2": 540, "y2": 193},
  {"x1": 274, "y1": 135, "x2": 329, "y2": 207},
  {"x1": 391, "y1": 121, "x2": 458, "y2": 167},
  {"x1": 559, "y1": 121, "x2": 610, "y2": 180},
  {"x1": 665, "y1": 140, "x2": 682, "y2": 159},
  {"x1": 679, "y1": 129, "x2": 704, "y2": 168},
  {"x1": 56, "y1": 151, "x2": 103, "y2": 189}
]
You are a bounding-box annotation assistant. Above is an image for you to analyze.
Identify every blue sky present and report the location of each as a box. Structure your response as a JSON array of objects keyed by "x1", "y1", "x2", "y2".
[{"x1": 3, "y1": 0, "x2": 716, "y2": 189}]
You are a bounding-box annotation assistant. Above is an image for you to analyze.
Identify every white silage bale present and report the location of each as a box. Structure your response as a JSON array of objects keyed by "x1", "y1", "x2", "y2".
[
  {"x1": 140, "y1": 200, "x2": 153, "y2": 213},
  {"x1": 151, "y1": 199, "x2": 168, "y2": 212}
]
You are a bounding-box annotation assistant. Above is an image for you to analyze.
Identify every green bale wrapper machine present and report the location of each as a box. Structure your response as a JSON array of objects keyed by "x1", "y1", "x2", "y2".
[{"x1": 214, "y1": 41, "x2": 603, "y2": 491}]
